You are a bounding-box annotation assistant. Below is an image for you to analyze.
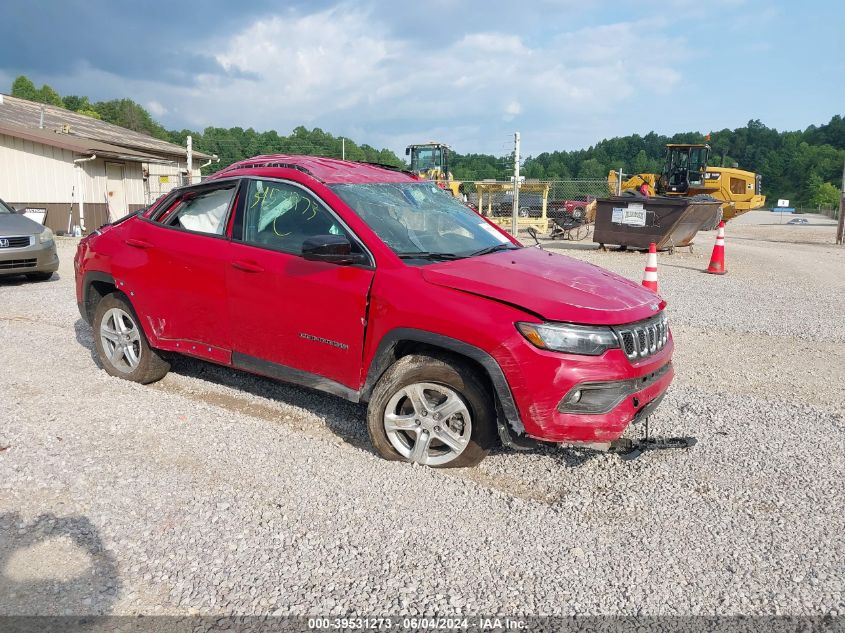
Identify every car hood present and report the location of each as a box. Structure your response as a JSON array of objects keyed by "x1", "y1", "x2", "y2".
[
  {"x1": 421, "y1": 247, "x2": 664, "y2": 325},
  {"x1": 0, "y1": 213, "x2": 43, "y2": 236}
]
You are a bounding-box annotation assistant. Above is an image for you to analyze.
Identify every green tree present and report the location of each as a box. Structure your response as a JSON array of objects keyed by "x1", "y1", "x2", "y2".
[
  {"x1": 10, "y1": 75, "x2": 39, "y2": 100},
  {"x1": 11, "y1": 75, "x2": 63, "y2": 106},
  {"x1": 807, "y1": 174, "x2": 841, "y2": 208},
  {"x1": 38, "y1": 84, "x2": 63, "y2": 107},
  {"x1": 578, "y1": 158, "x2": 605, "y2": 179},
  {"x1": 77, "y1": 109, "x2": 102, "y2": 120},
  {"x1": 92, "y1": 99, "x2": 170, "y2": 140},
  {"x1": 62, "y1": 95, "x2": 93, "y2": 111}
]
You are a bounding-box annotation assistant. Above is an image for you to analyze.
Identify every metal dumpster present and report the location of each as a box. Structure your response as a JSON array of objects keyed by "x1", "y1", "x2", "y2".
[{"x1": 592, "y1": 196, "x2": 722, "y2": 250}]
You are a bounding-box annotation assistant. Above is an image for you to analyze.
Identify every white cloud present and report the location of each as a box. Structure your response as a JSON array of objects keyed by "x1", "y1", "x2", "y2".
[
  {"x1": 9, "y1": 6, "x2": 689, "y2": 157},
  {"x1": 139, "y1": 8, "x2": 686, "y2": 155},
  {"x1": 208, "y1": 8, "x2": 401, "y2": 119},
  {"x1": 146, "y1": 100, "x2": 167, "y2": 117}
]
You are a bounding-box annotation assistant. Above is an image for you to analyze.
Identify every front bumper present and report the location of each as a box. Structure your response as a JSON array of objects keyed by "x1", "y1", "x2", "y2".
[
  {"x1": 0, "y1": 237, "x2": 59, "y2": 276},
  {"x1": 501, "y1": 333, "x2": 675, "y2": 444}
]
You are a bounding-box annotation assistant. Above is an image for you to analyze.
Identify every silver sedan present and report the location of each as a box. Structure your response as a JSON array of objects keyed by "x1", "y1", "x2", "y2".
[{"x1": 0, "y1": 198, "x2": 59, "y2": 280}]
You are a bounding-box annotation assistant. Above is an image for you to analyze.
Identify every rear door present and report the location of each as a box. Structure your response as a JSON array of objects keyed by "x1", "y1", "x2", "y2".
[
  {"x1": 114, "y1": 179, "x2": 241, "y2": 360},
  {"x1": 226, "y1": 178, "x2": 374, "y2": 391}
]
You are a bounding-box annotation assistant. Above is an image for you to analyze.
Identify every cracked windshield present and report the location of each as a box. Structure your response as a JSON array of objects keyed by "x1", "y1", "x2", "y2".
[{"x1": 330, "y1": 182, "x2": 515, "y2": 261}]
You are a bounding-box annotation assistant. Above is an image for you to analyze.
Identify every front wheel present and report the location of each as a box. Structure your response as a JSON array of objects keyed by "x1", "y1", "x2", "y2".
[
  {"x1": 92, "y1": 293, "x2": 170, "y2": 384},
  {"x1": 366, "y1": 354, "x2": 496, "y2": 467}
]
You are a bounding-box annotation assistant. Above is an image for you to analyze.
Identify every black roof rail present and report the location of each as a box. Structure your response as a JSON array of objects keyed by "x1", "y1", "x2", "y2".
[{"x1": 217, "y1": 160, "x2": 316, "y2": 178}]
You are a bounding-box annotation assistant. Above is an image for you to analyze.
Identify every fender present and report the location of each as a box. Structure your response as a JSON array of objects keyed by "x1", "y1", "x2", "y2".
[
  {"x1": 362, "y1": 328, "x2": 534, "y2": 447},
  {"x1": 79, "y1": 271, "x2": 117, "y2": 324}
]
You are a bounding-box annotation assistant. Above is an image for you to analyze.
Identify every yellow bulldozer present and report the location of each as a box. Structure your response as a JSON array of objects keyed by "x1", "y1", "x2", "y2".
[
  {"x1": 405, "y1": 142, "x2": 462, "y2": 198},
  {"x1": 607, "y1": 143, "x2": 766, "y2": 222}
]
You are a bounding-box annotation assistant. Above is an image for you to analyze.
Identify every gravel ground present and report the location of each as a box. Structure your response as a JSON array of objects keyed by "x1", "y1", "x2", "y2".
[{"x1": 0, "y1": 211, "x2": 843, "y2": 617}]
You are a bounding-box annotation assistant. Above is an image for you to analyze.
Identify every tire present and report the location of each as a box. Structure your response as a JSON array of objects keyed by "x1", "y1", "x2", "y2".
[
  {"x1": 25, "y1": 271, "x2": 53, "y2": 281},
  {"x1": 702, "y1": 207, "x2": 723, "y2": 231},
  {"x1": 92, "y1": 293, "x2": 170, "y2": 384},
  {"x1": 366, "y1": 354, "x2": 496, "y2": 468}
]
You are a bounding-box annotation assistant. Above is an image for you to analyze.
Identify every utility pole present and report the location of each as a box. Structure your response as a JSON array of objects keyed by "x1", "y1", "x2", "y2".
[
  {"x1": 837, "y1": 159, "x2": 845, "y2": 245},
  {"x1": 186, "y1": 135, "x2": 193, "y2": 185},
  {"x1": 512, "y1": 132, "x2": 520, "y2": 236},
  {"x1": 342, "y1": 138, "x2": 345, "y2": 161}
]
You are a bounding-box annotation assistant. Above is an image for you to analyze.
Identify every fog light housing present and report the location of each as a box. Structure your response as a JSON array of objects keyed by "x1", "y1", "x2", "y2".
[{"x1": 558, "y1": 380, "x2": 634, "y2": 414}]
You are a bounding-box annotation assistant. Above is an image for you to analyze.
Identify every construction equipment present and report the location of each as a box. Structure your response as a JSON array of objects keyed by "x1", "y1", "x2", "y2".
[
  {"x1": 405, "y1": 142, "x2": 462, "y2": 198},
  {"x1": 607, "y1": 144, "x2": 766, "y2": 222}
]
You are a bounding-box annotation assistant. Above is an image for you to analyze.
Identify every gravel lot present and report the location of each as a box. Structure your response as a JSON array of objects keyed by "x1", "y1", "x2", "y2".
[{"x1": 1, "y1": 211, "x2": 843, "y2": 617}]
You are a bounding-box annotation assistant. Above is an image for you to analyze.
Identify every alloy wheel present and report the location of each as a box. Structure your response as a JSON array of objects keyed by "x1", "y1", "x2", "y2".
[
  {"x1": 99, "y1": 307, "x2": 142, "y2": 373},
  {"x1": 383, "y1": 382, "x2": 472, "y2": 466}
]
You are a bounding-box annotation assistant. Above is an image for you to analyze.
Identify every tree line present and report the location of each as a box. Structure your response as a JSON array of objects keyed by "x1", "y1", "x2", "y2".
[
  {"x1": 9, "y1": 75, "x2": 844, "y2": 207},
  {"x1": 449, "y1": 119, "x2": 845, "y2": 208}
]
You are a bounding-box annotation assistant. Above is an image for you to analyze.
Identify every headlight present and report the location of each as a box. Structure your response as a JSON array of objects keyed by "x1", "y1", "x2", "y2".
[
  {"x1": 516, "y1": 322, "x2": 619, "y2": 356},
  {"x1": 39, "y1": 227, "x2": 54, "y2": 243}
]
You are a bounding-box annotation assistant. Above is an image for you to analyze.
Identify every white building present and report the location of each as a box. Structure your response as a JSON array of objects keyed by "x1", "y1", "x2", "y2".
[{"x1": 0, "y1": 93, "x2": 215, "y2": 233}]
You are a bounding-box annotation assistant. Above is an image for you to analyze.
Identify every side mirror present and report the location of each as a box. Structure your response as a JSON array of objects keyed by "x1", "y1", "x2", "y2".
[
  {"x1": 405, "y1": 147, "x2": 410, "y2": 156},
  {"x1": 302, "y1": 235, "x2": 367, "y2": 265}
]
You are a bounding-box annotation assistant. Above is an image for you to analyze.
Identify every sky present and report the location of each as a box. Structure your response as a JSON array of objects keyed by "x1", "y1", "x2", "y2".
[{"x1": 1, "y1": 0, "x2": 843, "y2": 158}]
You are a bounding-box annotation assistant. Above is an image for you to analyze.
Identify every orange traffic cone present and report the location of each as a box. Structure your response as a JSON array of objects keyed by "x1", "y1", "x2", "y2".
[
  {"x1": 706, "y1": 221, "x2": 727, "y2": 275},
  {"x1": 642, "y1": 242, "x2": 659, "y2": 292}
]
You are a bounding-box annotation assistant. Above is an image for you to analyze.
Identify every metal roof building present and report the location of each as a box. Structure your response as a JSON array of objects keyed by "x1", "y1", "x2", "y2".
[{"x1": 0, "y1": 93, "x2": 214, "y2": 232}]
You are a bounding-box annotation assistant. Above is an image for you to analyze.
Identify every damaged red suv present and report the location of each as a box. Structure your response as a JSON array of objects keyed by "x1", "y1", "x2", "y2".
[{"x1": 74, "y1": 155, "x2": 673, "y2": 467}]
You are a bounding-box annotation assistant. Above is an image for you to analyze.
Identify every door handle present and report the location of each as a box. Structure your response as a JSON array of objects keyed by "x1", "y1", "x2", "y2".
[
  {"x1": 125, "y1": 238, "x2": 153, "y2": 249},
  {"x1": 231, "y1": 260, "x2": 264, "y2": 273}
]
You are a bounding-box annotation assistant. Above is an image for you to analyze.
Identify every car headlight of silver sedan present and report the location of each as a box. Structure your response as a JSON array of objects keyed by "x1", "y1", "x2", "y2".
[{"x1": 39, "y1": 227, "x2": 54, "y2": 244}]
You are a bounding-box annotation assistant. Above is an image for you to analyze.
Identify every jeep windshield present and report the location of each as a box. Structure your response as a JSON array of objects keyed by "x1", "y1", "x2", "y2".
[{"x1": 330, "y1": 182, "x2": 517, "y2": 263}]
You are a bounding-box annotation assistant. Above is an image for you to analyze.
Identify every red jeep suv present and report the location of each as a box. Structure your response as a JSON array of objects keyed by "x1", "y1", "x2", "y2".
[{"x1": 74, "y1": 155, "x2": 673, "y2": 467}]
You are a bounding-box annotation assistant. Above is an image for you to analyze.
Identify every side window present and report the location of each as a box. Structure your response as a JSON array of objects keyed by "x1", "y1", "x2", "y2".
[
  {"x1": 242, "y1": 179, "x2": 355, "y2": 255},
  {"x1": 160, "y1": 185, "x2": 236, "y2": 235}
]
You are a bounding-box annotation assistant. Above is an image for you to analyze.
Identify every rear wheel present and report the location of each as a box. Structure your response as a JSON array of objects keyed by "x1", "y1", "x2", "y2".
[
  {"x1": 92, "y1": 293, "x2": 169, "y2": 384},
  {"x1": 366, "y1": 354, "x2": 496, "y2": 468}
]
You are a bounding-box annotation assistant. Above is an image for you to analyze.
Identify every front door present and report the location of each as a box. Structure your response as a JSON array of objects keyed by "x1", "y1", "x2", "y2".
[
  {"x1": 105, "y1": 162, "x2": 127, "y2": 222},
  {"x1": 227, "y1": 178, "x2": 374, "y2": 391}
]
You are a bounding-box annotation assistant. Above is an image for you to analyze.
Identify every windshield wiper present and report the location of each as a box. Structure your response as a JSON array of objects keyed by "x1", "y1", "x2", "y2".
[
  {"x1": 395, "y1": 251, "x2": 465, "y2": 261},
  {"x1": 469, "y1": 243, "x2": 520, "y2": 257}
]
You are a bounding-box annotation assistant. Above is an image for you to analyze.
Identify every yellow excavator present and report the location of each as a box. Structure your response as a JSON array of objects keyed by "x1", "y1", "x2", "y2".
[
  {"x1": 405, "y1": 142, "x2": 462, "y2": 198},
  {"x1": 607, "y1": 144, "x2": 765, "y2": 222}
]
